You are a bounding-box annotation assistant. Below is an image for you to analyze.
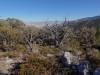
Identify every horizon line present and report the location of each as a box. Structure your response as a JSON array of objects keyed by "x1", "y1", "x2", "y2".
[{"x1": 0, "y1": 15, "x2": 100, "y2": 22}]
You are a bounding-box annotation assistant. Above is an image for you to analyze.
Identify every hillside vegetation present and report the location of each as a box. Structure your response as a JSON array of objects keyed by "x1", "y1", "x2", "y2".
[{"x1": 0, "y1": 16, "x2": 100, "y2": 75}]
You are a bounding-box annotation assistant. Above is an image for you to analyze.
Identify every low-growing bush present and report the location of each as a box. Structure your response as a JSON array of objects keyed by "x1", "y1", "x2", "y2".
[
  {"x1": 19, "y1": 53, "x2": 72, "y2": 75},
  {"x1": 39, "y1": 46, "x2": 60, "y2": 56}
]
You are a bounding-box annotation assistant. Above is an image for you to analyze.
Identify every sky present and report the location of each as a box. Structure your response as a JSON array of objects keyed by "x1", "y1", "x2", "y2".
[{"x1": 0, "y1": 0, "x2": 100, "y2": 21}]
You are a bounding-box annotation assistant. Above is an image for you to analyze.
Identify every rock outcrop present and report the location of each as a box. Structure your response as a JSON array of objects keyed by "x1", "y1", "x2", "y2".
[
  {"x1": 63, "y1": 52, "x2": 80, "y2": 65},
  {"x1": 0, "y1": 57, "x2": 22, "y2": 75}
]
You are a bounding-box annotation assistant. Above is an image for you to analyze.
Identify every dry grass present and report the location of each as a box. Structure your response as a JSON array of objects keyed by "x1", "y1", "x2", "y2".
[{"x1": 0, "y1": 51, "x2": 21, "y2": 58}]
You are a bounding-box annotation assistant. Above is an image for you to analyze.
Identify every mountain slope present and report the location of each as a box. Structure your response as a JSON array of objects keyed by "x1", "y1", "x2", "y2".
[{"x1": 69, "y1": 16, "x2": 100, "y2": 29}]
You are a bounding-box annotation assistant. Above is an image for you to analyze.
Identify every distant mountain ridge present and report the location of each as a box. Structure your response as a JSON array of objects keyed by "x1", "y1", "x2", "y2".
[
  {"x1": 76, "y1": 16, "x2": 100, "y2": 21},
  {"x1": 25, "y1": 16, "x2": 100, "y2": 29},
  {"x1": 69, "y1": 16, "x2": 100, "y2": 29}
]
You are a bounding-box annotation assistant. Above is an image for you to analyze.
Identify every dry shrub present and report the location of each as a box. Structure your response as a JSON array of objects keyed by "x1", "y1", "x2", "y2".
[
  {"x1": 19, "y1": 53, "x2": 72, "y2": 75},
  {"x1": 39, "y1": 46, "x2": 60, "y2": 56},
  {"x1": 19, "y1": 53, "x2": 53, "y2": 75}
]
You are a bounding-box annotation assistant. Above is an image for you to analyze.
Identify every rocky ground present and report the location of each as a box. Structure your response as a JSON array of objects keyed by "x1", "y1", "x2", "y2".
[{"x1": 0, "y1": 57, "x2": 22, "y2": 75}]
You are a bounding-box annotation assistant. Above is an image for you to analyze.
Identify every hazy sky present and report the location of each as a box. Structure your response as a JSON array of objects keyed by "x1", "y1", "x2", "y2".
[{"x1": 0, "y1": 0, "x2": 100, "y2": 21}]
